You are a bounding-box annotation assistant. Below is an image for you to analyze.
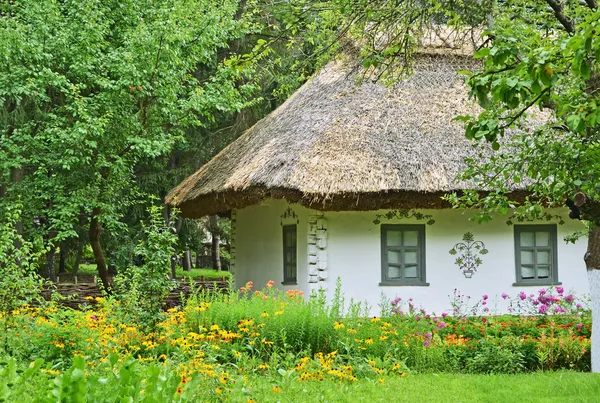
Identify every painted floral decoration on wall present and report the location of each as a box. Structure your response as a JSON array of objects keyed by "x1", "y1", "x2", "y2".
[{"x1": 449, "y1": 232, "x2": 488, "y2": 278}]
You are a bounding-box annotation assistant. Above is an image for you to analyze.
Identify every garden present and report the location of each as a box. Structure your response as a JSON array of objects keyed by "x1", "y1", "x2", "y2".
[{"x1": 1, "y1": 275, "x2": 599, "y2": 402}]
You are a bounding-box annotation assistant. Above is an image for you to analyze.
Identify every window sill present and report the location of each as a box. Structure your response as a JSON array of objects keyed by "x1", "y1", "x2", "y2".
[
  {"x1": 281, "y1": 281, "x2": 298, "y2": 286},
  {"x1": 379, "y1": 282, "x2": 430, "y2": 287},
  {"x1": 512, "y1": 281, "x2": 562, "y2": 287}
]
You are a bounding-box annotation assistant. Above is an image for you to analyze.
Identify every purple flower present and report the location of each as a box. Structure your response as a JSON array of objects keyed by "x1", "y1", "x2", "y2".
[
  {"x1": 576, "y1": 323, "x2": 583, "y2": 329},
  {"x1": 556, "y1": 286, "x2": 564, "y2": 295},
  {"x1": 539, "y1": 304, "x2": 548, "y2": 314},
  {"x1": 482, "y1": 301, "x2": 487, "y2": 306},
  {"x1": 483, "y1": 307, "x2": 490, "y2": 313},
  {"x1": 554, "y1": 306, "x2": 566, "y2": 314},
  {"x1": 438, "y1": 322, "x2": 447, "y2": 329},
  {"x1": 482, "y1": 294, "x2": 488, "y2": 301},
  {"x1": 532, "y1": 299, "x2": 539, "y2": 306},
  {"x1": 442, "y1": 312, "x2": 448, "y2": 318},
  {"x1": 519, "y1": 292, "x2": 527, "y2": 301},
  {"x1": 502, "y1": 293, "x2": 509, "y2": 300},
  {"x1": 538, "y1": 288, "x2": 546, "y2": 296},
  {"x1": 415, "y1": 316, "x2": 422, "y2": 322},
  {"x1": 424, "y1": 333, "x2": 432, "y2": 339},
  {"x1": 576, "y1": 303, "x2": 583, "y2": 309},
  {"x1": 423, "y1": 340, "x2": 431, "y2": 348},
  {"x1": 565, "y1": 294, "x2": 575, "y2": 303},
  {"x1": 529, "y1": 294, "x2": 535, "y2": 298}
]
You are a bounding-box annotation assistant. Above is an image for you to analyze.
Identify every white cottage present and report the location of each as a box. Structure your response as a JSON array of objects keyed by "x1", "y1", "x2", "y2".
[{"x1": 166, "y1": 46, "x2": 589, "y2": 314}]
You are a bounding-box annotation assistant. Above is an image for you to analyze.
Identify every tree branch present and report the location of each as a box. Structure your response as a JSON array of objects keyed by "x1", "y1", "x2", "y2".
[{"x1": 544, "y1": 0, "x2": 575, "y2": 33}]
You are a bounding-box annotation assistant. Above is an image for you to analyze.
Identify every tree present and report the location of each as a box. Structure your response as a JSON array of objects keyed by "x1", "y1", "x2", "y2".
[
  {"x1": 0, "y1": 0, "x2": 263, "y2": 289},
  {"x1": 321, "y1": 0, "x2": 600, "y2": 371}
]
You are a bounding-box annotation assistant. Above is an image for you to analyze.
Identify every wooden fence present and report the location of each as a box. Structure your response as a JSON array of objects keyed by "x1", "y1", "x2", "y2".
[{"x1": 41, "y1": 279, "x2": 230, "y2": 310}]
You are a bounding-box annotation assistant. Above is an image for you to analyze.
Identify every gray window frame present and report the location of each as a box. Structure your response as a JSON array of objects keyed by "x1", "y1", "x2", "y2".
[
  {"x1": 380, "y1": 224, "x2": 428, "y2": 286},
  {"x1": 513, "y1": 224, "x2": 561, "y2": 286},
  {"x1": 282, "y1": 224, "x2": 297, "y2": 284}
]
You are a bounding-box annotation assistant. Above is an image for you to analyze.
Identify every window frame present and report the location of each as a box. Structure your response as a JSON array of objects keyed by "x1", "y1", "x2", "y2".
[
  {"x1": 282, "y1": 224, "x2": 297, "y2": 285},
  {"x1": 380, "y1": 224, "x2": 428, "y2": 286},
  {"x1": 513, "y1": 224, "x2": 561, "y2": 286}
]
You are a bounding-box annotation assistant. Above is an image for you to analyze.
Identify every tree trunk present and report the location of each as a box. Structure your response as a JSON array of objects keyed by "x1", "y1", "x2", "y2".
[
  {"x1": 89, "y1": 208, "x2": 111, "y2": 291},
  {"x1": 58, "y1": 245, "x2": 67, "y2": 274},
  {"x1": 73, "y1": 239, "x2": 83, "y2": 277},
  {"x1": 45, "y1": 245, "x2": 57, "y2": 282},
  {"x1": 195, "y1": 251, "x2": 201, "y2": 268},
  {"x1": 183, "y1": 250, "x2": 192, "y2": 271},
  {"x1": 209, "y1": 215, "x2": 222, "y2": 271},
  {"x1": 585, "y1": 225, "x2": 600, "y2": 372}
]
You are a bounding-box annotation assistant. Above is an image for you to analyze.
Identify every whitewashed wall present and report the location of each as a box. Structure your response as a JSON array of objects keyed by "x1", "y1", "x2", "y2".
[{"x1": 234, "y1": 199, "x2": 589, "y2": 315}]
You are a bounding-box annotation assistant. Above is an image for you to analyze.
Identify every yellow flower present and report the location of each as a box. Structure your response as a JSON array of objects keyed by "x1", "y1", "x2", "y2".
[
  {"x1": 216, "y1": 387, "x2": 223, "y2": 395},
  {"x1": 272, "y1": 385, "x2": 280, "y2": 394},
  {"x1": 365, "y1": 338, "x2": 374, "y2": 345},
  {"x1": 378, "y1": 378, "x2": 385, "y2": 384},
  {"x1": 380, "y1": 335, "x2": 388, "y2": 341},
  {"x1": 261, "y1": 311, "x2": 269, "y2": 317},
  {"x1": 371, "y1": 317, "x2": 381, "y2": 323},
  {"x1": 334, "y1": 321, "x2": 345, "y2": 330}
]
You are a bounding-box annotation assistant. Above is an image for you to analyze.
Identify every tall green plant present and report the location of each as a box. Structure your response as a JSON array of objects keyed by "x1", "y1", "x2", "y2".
[
  {"x1": 0, "y1": 204, "x2": 43, "y2": 317},
  {"x1": 112, "y1": 206, "x2": 178, "y2": 329}
]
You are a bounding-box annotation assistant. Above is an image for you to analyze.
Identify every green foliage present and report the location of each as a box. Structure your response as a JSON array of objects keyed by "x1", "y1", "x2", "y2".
[
  {"x1": 112, "y1": 206, "x2": 178, "y2": 329},
  {"x1": 0, "y1": 204, "x2": 43, "y2": 316}
]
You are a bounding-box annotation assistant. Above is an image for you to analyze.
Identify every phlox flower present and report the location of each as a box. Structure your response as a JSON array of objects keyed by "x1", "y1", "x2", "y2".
[
  {"x1": 519, "y1": 292, "x2": 527, "y2": 300},
  {"x1": 565, "y1": 294, "x2": 575, "y2": 303},
  {"x1": 501, "y1": 293, "x2": 508, "y2": 300},
  {"x1": 556, "y1": 286, "x2": 564, "y2": 295},
  {"x1": 441, "y1": 312, "x2": 448, "y2": 318},
  {"x1": 539, "y1": 304, "x2": 548, "y2": 314},
  {"x1": 482, "y1": 294, "x2": 488, "y2": 300}
]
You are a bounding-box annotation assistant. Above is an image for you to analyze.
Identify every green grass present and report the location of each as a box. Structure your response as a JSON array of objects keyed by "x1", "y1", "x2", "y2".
[
  {"x1": 243, "y1": 372, "x2": 600, "y2": 403},
  {"x1": 75, "y1": 263, "x2": 231, "y2": 281}
]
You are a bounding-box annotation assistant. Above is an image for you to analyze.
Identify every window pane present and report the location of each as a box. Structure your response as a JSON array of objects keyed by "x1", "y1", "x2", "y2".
[
  {"x1": 404, "y1": 250, "x2": 418, "y2": 265},
  {"x1": 521, "y1": 266, "x2": 535, "y2": 279},
  {"x1": 535, "y1": 231, "x2": 549, "y2": 247},
  {"x1": 537, "y1": 250, "x2": 550, "y2": 265},
  {"x1": 520, "y1": 232, "x2": 534, "y2": 247},
  {"x1": 388, "y1": 266, "x2": 402, "y2": 279},
  {"x1": 521, "y1": 250, "x2": 534, "y2": 265},
  {"x1": 403, "y1": 231, "x2": 419, "y2": 247},
  {"x1": 286, "y1": 251, "x2": 293, "y2": 264},
  {"x1": 404, "y1": 265, "x2": 418, "y2": 278},
  {"x1": 286, "y1": 234, "x2": 293, "y2": 247},
  {"x1": 387, "y1": 231, "x2": 402, "y2": 247},
  {"x1": 388, "y1": 250, "x2": 401, "y2": 265},
  {"x1": 538, "y1": 265, "x2": 550, "y2": 278}
]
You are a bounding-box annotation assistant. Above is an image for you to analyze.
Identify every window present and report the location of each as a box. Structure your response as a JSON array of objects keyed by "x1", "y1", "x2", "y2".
[
  {"x1": 282, "y1": 224, "x2": 297, "y2": 284},
  {"x1": 380, "y1": 224, "x2": 428, "y2": 286},
  {"x1": 514, "y1": 225, "x2": 560, "y2": 285}
]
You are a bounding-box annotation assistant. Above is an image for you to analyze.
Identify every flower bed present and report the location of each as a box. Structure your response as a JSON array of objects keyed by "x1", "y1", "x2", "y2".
[{"x1": 0, "y1": 281, "x2": 592, "y2": 400}]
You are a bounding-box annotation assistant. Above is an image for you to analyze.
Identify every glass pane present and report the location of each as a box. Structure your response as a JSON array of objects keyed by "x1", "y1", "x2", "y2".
[
  {"x1": 286, "y1": 251, "x2": 293, "y2": 263},
  {"x1": 387, "y1": 266, "x2": 401, "y2": 279},
  {"x1": 387, "y1": 231, "x2": 402, "y2": 247},
  {"x1": 404, "y1": 250, "x2": 418, "y2": 265},
  {"x1": 403, "y1": 231, "x2": 419, "y2": 247},
  {"x1": 521, "y1": 250, "x2": 534, "y2": 265},
  {"x1": 536, "y1": 231, "x2": 549, "y2": 247},
  {"x1": 537, "y1": 250, "x2": 550, "y2": 265},
  {"x1": 404, "y1": 265, "x2": 418, "y2": 278},
  {"x1": 286, "y1": 235, "x2": 293, "y2": 247},
  {"x1": 520, "y1": 232, "x2": 534, "y2": 247},
  {"x1": 537, "y1": 265, "x2": 550, "y2": 278},
  {"x1": 521, "y1": 266, "x2": 535, "y2": 279},
  {"x1": 388, "y1": 251, "x2": 401, "y2": 265}
]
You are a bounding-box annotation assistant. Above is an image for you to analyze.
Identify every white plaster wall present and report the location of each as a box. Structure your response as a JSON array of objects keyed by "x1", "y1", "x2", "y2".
[
  {"x1": 233, "y1": 199, "x2": 310, "y2": 296},
  {"x1": 325, "y1": 208, "x2": 588, "y2": 315},
  {"x1": 234, "y1": 200, "x2": 589, "y2": 315}
]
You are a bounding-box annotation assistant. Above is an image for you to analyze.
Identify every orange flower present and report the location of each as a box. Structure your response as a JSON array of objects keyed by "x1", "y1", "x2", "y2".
[
  {"x1": 267, "y1": 280, "x2": 275, "y2": 288},
  {"x1": 246, "y1": 281, "x2": 254, "y2": 290},
  {"x1": 176, "y1": 388, "x2": 183, "y2": 394}
]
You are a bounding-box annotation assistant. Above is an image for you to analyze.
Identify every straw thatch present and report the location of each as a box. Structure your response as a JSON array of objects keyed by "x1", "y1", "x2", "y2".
[{"x1": 167, "y1": 51, "x2": 529, "y2": 218}]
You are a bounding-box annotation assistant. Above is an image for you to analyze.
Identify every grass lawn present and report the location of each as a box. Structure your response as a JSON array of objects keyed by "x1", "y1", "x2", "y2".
[
  {"x1": 244, "y1": 372, "x2": 600, "y2": 403},
  {"x1": 75, "y1": 263, "x2": 231, "y2": 280}
]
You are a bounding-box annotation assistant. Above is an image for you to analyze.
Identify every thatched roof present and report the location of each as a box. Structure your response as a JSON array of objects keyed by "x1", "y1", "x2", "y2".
[{"x1": 166, "y1": 51, "x2": 526, "y2": 218}]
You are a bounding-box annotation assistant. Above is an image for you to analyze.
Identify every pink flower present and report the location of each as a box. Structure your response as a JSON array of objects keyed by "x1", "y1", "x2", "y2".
[
  {"x1": 483, "y1": 307, "x2": 489, "y2": 312},
  {"x1": 576, "y1": 323, "x2": 583, "y2": 329},
  {"x1": 519, "y1": 292, "x2": 527, "y2": 301},
  {"x1": 565, "y1": 294, "x2": 575, "y2": 303},
  {"x1": 501, "y1": 293, "x2": 509, "y2": 300},
  {"x1": 482, "y1": 294, "x2": 488, "y2": 300},
  {"x1": 538, "y1": 288, "x2": 546, "y2": 295},
  {"x1": 539, "y1": 304, "x2": 548, "y2": 314},
  {"x1": 482, "y1": 301, "x2": 487, "y2": 306},
  {"x1": 441, "y1": 312, "x2": 448, "y2": 318},
  {"x1": 437, "y1": 322, "x2": 447, "y2": 329},
  {"x1": 577, "y1": 303, "x2": 583, "y2": 309},
  {"x1": 556, "y1": 286, "x2": 564, "y2": 295}
]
